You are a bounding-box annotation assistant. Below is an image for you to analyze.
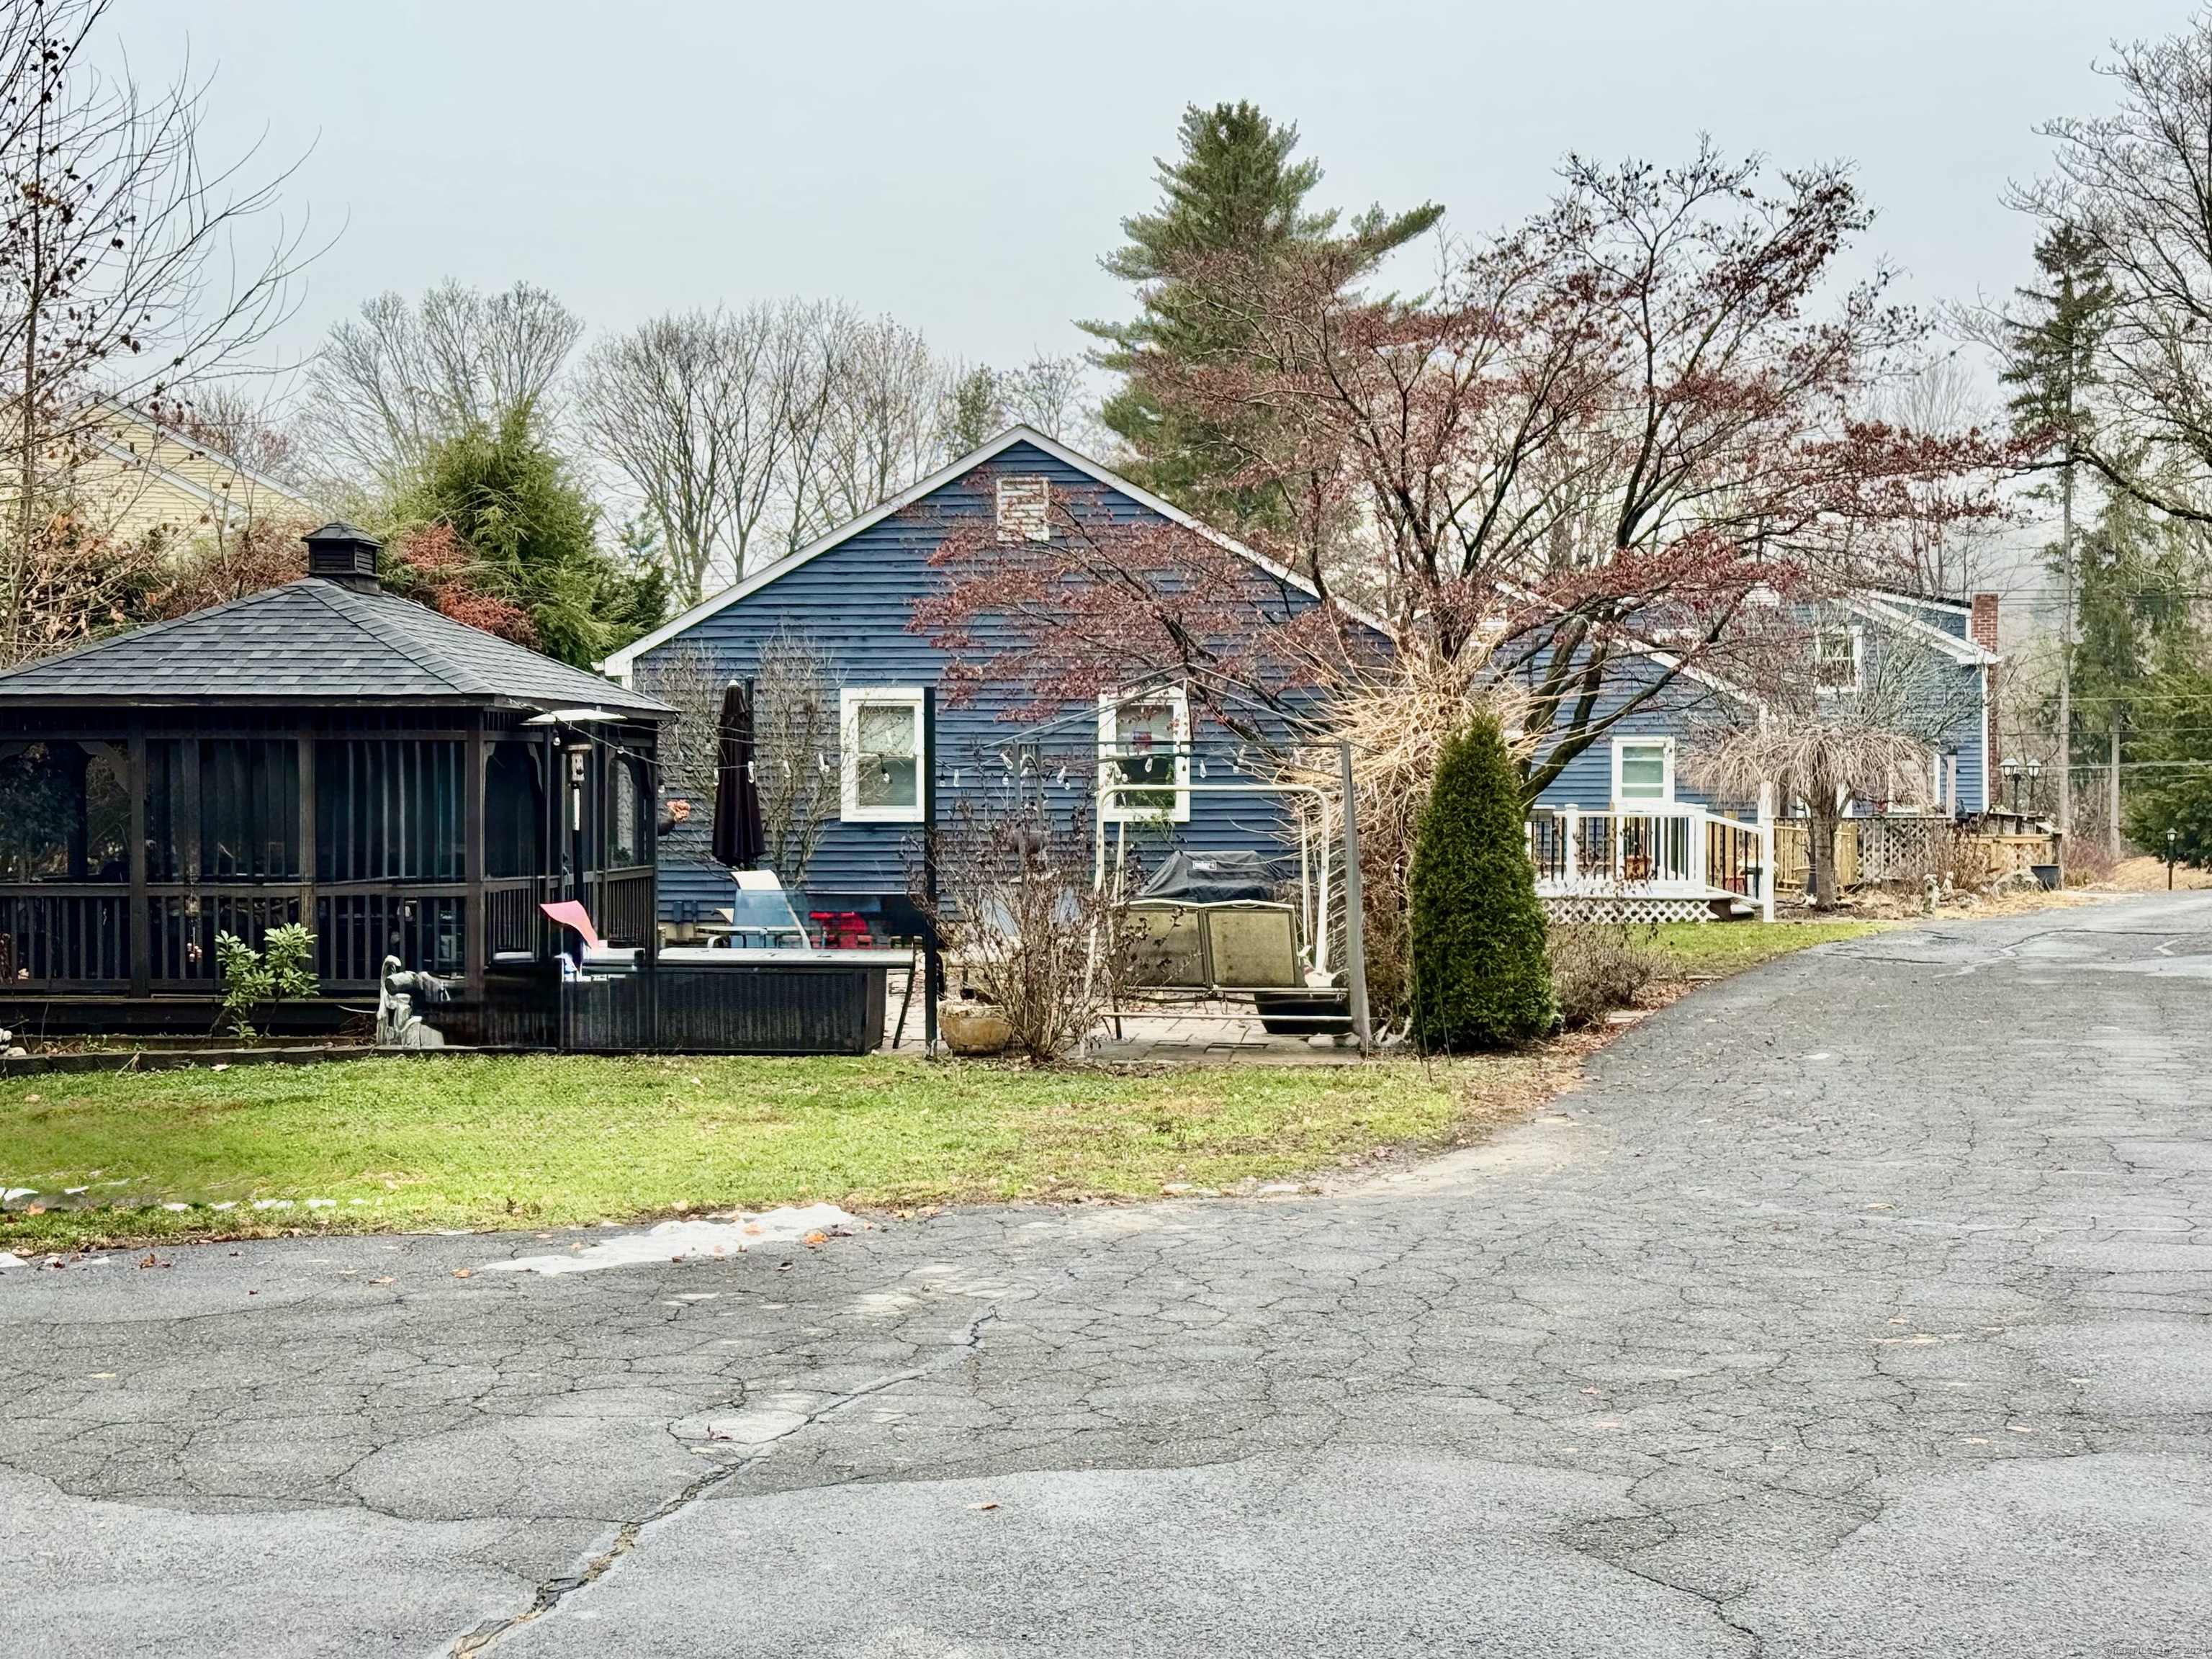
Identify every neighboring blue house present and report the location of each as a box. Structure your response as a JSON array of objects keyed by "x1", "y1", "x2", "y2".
[
  {"x1": 1523, "y1": 589, "x2": 1999, "y2": 819},
  {"x1": 601, "y1": 428, "x2": 1344, "y2": 932}
]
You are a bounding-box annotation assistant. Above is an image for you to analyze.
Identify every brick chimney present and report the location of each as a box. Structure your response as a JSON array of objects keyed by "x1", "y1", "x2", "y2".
[
  {"x1": 303, "y1": 521, "x2": 382, "y2": 594},
  {"x1": 1969, "y1": 591, "x2": 1999, "y2": 655}
]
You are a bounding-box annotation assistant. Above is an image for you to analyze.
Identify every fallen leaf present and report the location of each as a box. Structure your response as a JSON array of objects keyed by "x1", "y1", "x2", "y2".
[
  {"x1": 802, "y1": 1231, "x2": 829, "y2": 1247},
  {"x1": 2006, "y1": 1424, "x2": 2034, "y2": 1434},
  {"x1": 969, "y1": 1501, "x2": 999, "y2": 1511},
  {"x1": 454, "y1": 1268, "x2": 472, "y2": 1279},
  {"x1": 136, "y1": 1253, "x2": 168, "y2": 1269},
  {"x1": 22, "y1": 1093, "x2": 39, "y2": 1103},
  {"x1": 368, "y1": 1276, "x2": 394, "y2": 1285}
]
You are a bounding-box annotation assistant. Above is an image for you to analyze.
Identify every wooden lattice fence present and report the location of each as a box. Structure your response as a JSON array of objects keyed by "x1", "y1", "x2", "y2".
[{"x1": 1772, "y1": 817, "x2": 2056, "y2": 896}]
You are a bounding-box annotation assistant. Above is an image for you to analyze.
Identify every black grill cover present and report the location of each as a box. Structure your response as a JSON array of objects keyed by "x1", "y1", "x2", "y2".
[{"x1": 1135, "y1": 850, "x2": 1277, "y2": 904}]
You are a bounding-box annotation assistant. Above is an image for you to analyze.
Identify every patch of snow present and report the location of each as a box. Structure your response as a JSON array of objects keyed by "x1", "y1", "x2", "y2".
[
  {"x1": 305, "y1": 1198, "x2": 336, "y2": 1208},
  {"x1": 2, "y1": 1187, "x2": 35, "y2": 1203},
  {"x1": 162, "y1": 1203, "x2": 190, "y2": 1213},
  {"x1": 480, "y1": 1204, "x2": 861, "y2": 1277},
  {"x1": 251, "y1": 1199, "x2": 293, "y2": 1210}
]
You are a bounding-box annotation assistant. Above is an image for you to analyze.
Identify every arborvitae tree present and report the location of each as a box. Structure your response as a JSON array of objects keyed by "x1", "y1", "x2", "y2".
[
  {"x1": 1408, "y1": 716, "x2": 1554, "y2": 1048},
  {"x1": 1084, "y1": 102, "x2": 1441, "y2": 536}
]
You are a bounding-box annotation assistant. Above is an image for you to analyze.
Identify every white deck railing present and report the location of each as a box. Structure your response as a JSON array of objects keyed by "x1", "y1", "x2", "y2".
[{"x1": 1527, "y1": 805, "x2": 1772, "y2": 919}]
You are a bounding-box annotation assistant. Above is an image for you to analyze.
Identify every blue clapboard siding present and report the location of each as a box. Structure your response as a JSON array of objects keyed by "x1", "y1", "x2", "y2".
[{"x1": 636, "y1": 441, "x2": 1318, "y2": 917}]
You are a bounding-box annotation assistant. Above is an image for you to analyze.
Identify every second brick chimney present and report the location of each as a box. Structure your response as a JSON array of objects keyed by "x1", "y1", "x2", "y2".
[{"x1": 1970, "y1": 591, "x2": 2000, "y2": 655}]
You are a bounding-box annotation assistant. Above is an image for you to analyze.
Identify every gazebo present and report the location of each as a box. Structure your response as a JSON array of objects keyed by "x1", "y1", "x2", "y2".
[{"x1": 0, "y1": 523, "x2": 673, "y2": 1034}]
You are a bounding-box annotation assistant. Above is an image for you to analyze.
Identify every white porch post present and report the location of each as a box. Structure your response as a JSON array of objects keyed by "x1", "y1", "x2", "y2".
[
  {"x1": 1563, "y1": 806, "x2": 1580, "y2": 890},
  {"x1": 1758, "y1": 782, "x2": 1777, "y2": 922}
]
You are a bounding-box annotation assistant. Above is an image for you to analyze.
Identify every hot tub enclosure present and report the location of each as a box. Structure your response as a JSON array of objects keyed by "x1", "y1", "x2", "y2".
[{"x1": 0, "y1": 523, "x2": 673, "y2": 1035}]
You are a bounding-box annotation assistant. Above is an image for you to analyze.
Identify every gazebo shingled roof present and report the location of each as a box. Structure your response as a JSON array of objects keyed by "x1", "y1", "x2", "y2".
[{"x1": 0, "y1": 578, "x2": 674, "y2": 715}]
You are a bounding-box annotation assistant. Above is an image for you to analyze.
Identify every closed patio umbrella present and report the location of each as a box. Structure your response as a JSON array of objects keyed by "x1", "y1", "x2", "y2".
[{"x1": 711, "y1": 679, "x2": 765, "y2": 869}]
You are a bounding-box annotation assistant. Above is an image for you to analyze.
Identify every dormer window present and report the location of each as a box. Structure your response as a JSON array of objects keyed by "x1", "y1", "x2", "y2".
[{"x1": 996, "y1": 475, "x2": 1050, "y2": 542}]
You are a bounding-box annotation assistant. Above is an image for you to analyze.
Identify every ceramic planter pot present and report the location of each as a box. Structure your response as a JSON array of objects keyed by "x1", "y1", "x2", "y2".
[{"x1": 939, "y1": 1002, "x2": 1012, "y2": 1056}]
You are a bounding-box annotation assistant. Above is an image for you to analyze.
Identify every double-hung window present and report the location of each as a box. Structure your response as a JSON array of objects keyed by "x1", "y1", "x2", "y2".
[
  {"x1": 1611, "y1": 737, "x2": 1673, "y2": 806},
  {"x1": 1815, "y1": 627, "x2": 1862, "y2": 693},
  {"x1": 1099, "y1": 686, "x2": 1190, "y2": 822},
  {"x1": 840, "y1": 688, "x2": 927, "y2": 823}
]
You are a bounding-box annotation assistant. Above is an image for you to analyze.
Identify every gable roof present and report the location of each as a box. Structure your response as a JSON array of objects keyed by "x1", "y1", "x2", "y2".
[
  {"x1": 0, "y1": 577, "x2": 673, "y2": 714},
  {"x1": 1843, "y1": 593, "x2": 1999, "y2": 666},
  {"x1": 601, "y1": 426, "x2": 1380, "y2": 681},
  {"x1": 84, "y1": 397, "x2": 323, "y2": 529}
]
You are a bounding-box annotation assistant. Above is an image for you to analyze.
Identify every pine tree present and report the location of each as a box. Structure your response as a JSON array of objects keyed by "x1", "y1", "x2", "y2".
[
  {"x1": 2002, "y1": 224, "x2": 2114, "y2": 853},
  {"x1": 1408, "y1": 717, "x2": 1554, "y2": 1049},
  {"x1": 1084, "y1": 102, "x2": 1441, "y2": 536}
]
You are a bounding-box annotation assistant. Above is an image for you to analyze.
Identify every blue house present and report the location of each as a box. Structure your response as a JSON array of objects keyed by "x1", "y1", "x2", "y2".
[
  {"x1": 601, "y1": 428, "x2": 1342, "y2": 937},
  {"x1": 1515, "y1": 589, "x2": 1999, "y2": 917},
  {"x1": 603, "y1": 426, "x2": 2001, "y2": 931},
  {"x1": 1523, "y1": 590, "x2": 1998, "y2": 818}
]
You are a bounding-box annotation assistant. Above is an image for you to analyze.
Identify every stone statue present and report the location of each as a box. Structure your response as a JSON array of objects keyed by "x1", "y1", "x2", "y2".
[{"x1": 376, "y1": 956, "x2": 454, "y2": 1048}]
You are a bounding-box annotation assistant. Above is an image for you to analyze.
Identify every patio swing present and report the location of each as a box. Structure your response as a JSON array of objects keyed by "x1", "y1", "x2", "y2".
[{"x1": 1094, "y1": 743, "x2": 1374, "y2": 1050}]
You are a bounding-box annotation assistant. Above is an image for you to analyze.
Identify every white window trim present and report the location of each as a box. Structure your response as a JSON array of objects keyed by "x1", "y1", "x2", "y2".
[
  {"x1": 1610, "y1": 735, "x2": 1676, "y2": 807},
  {"x1": 1815, "y1": 625, "x2": 1864, "y2": 695},
  {"x1": 840, "y1": 686, "x2": 927, "y2": 824},
  {"x1": 996, "y1": 475, "x2": 1051, "y2": 542},
  {"x1": 1099, "y1": 686, "x2": 1191, "y2": 824}
]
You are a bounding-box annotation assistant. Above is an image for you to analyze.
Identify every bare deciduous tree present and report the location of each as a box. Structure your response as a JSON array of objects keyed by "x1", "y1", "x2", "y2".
[
  {"x1": 807, "y1": 313, "x2": 944, "y2": 533},
  {"x1": 752, "y1": 626, "x2": 840, "y2": 889},
  {"x1": 0, "y1": 0, "x2": 312, "y2": 662},
  {"x1": 577, "y1": 307, "x2": 801, "y2": 605},
  {"x1": 2027, "y1": 13, "x2": 2212, "y2": 525},
  {"x1": 297, "y1": 279, "x2": 580, "y2": 490},
  {"x1": 634, "y1": 626, "x2": 840, "y2": 890},
  {"x1": 1689, "y1": 619, "x2": 1981, "y2": 907}
]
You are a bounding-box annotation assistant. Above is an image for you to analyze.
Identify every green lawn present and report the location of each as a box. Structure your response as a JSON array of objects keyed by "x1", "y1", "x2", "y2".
[
  {"x1": 0, "y1": 916, "x2": 1887, "y2": 1252},
  {"x1": 1650, "y1": 919, "x2": 1892, "y2": 979},
  {"x1": 0, "y1": 1051, "x2": 1566, "y2": 1250}
]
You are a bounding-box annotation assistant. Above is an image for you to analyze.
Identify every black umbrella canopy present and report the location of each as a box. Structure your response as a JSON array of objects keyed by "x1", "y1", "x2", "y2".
[{"x1": 711, "y1": 679, "x2": 766, "y2": 869}]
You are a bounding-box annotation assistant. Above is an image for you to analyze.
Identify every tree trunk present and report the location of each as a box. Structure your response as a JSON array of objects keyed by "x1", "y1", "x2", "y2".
[{"x1": 1809, "y1": 809, "x2": 1843, "y2": 909}]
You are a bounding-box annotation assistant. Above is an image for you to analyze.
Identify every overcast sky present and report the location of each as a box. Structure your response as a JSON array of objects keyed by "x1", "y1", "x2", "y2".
[{"x1": 124, "y1": 0, "x2": 2203, "y2": 391}]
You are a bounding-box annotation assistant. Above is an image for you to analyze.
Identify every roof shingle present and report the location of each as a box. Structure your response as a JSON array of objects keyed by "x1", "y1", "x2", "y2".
[{"x1": 0, "y1": 578, "x2": 673, "y2": 714}]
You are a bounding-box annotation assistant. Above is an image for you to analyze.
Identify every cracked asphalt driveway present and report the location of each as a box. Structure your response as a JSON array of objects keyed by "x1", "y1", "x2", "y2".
[{"x1": 7, "y1": 893, "x2": 2212, "y2": 1657}]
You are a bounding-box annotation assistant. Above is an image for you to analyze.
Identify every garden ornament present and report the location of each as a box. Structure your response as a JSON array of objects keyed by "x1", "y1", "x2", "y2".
[{"x1": 377, "y1": 956, "x2": 454, "y2": 1049}]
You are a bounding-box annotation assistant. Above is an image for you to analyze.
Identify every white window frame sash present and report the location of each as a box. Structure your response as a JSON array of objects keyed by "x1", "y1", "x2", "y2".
[
  {"x1": 1815, "y1": 625, "x2": 1864, "y2": 695},
  {"x1": 1610, "y1": 735, "x2": 1676, "y2": 807},
  {"x1": 840, "y1": 686, "x2": 927, "y2": 824},
  {"x1": 1099, "y1": 686, "x2": 1192, "y2": 824}
]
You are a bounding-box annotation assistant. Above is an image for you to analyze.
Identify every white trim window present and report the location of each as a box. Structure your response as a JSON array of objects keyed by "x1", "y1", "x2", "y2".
[
  {"x1": 1611, "y1": 736, "x2": 1675, "y2": 806},
  {"x1": 1099, "y1": 686, "x2": 1191, "y2": 823},
  {"x1": 1815, "y1": 626, "x2": 1863, "y2": 693},
  {"x1": 840, "y1": 687, "x2": 927, "y2": 823},
  {"x1": 996, "y1": 475, "x2": 1051, "y2": 542}
]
